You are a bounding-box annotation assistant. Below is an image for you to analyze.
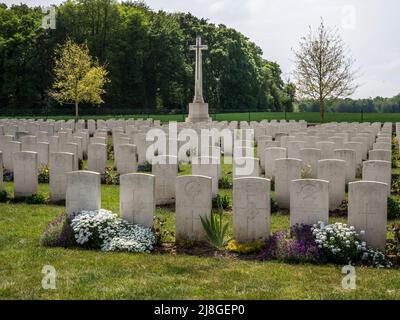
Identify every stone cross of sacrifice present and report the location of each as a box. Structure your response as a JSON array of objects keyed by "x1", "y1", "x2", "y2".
[{"x1": 190, "y1": 36, "x2": 208, "y2": 103}]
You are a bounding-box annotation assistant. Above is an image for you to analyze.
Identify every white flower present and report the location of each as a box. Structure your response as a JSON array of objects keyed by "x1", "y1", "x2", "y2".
[{"x1": 71, "y1": 209, "x2": 156, "y2": 253}]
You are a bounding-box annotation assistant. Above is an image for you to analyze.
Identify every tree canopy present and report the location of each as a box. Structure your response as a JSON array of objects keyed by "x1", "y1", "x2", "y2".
[
  {"x1": 293, "y1": 19, "x2": 358, "y2": 122},
  {"x1": 51, "y1": 39, "x2": 109, "y2": 119},
  {"x1": 0, "y1": 0, "x2": 292, "y2": 116},
  {"x1": 0, "y1": 2, "x2": 397, "y2": 117}
]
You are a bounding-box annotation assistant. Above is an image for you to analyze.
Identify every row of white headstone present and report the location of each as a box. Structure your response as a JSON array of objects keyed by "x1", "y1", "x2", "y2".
[
  {"x1": 0, "y1": 146, "x2": 391, "y2": 210},
  {"x1": 0, "y1": 119, "x2": 395, "y2": 206},
  {"x1": 0, "y1": 119, "x2": 396, "y2": 252},
  {"x1": 63, "y1": 170, "x2": 387, "y2": 250}
]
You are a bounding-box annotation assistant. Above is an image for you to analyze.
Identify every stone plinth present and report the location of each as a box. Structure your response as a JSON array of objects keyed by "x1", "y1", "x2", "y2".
[{"x1": 186, "y1": 102, "x2": 210, "y2": 123}]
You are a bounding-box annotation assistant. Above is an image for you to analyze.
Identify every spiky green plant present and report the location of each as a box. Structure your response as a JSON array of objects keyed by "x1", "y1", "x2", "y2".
[{"x1": 200, "y1": 197, "x2": 229, "y2": 249}]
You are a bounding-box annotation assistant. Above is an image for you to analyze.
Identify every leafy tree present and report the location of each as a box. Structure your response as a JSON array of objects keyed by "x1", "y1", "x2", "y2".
[
  {"x1": 283, "y1": 82, "x2": 296, "y2": 113},
  {"x1": 3, "y1": 1, "x2": 374, "y2": 117},
  {"x1": 293, "y1": 19, "x2": 358, "y2": 123},
  {"x1": 50, "y1": 39, "x2": 109, "y2": 119},
  {"x1": 0, "y1": 4, "x2": 48, "y2": 112}
]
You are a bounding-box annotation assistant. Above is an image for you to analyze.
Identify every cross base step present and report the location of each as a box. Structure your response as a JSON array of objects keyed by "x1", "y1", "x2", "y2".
[{"x1": 186, "y1": 102, "x2": 211, "y2": 123}]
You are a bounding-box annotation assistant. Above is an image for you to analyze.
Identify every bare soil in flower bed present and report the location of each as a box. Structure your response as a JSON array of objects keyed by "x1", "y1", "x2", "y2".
[
  {"x1": 153, "y1": 243, "x2": 400, "y2": 267},
  {"x1": 154, "y1": 242, "x2": 260, "y2": 260}
]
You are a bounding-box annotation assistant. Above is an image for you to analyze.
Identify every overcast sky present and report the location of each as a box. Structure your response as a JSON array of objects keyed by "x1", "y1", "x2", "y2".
[{"x1": 3, "y1": 0, "x2": 400, "y2": 98}]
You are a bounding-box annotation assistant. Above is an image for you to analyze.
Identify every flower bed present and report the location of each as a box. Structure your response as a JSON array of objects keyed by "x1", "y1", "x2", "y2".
[
  {"x1": 71, "y1": 209, "x2": 156, "y2": 252},
  {"x1": 41, "y1": 208, "x2": 394, "y2": 268},
  {"x1": 42, "y1": 209, "x2": 157, "y2": 253},
  {"x1": 312, "y1": 221, "x2": 391, "y2": 268},
  {"x1": 259, "y1": 224, "x2": 326, "y2": 264},
  {"x1": 258, "y1": 222, "x2": 392, "y2": 268}
]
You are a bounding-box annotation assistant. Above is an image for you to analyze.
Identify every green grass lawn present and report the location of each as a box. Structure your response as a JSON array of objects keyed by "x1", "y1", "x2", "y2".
[
  {"x1": 3, "y1": 112, "x2": 400, "y2": 123},
  {"x1": 1, "y1": 116, "x2": 400, "y2": 299},
  {"x1": 1, "y1": 171, "x2": 400, "y2": 299}
]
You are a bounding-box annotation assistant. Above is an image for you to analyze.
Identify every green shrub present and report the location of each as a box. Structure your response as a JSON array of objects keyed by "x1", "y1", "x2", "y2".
[
  {"x1": 392, "y1": 137, "x2": 400, "y2": 168},
  {"x1": 38, "y1": 165, "x2": 50, "y2": 183},
  {"x1": 153, "y1": 216, "x2": 175, "y2": 244},
  {"x1": 212, "y1": 194, "x2": 231, "y2": 210},
  {"x1": 391, "y1": 175, "x2": 400, "y2": 195},
  {"x1": 78, "y1": 159, "x2": 84, "y2": 170},
  {"x1": 271, "y1": 197, "x2": 280, "y2": 213},
  {"x1": 386, "y1": 224, "x2": 400, "y2": 263},
  {"x1": 26, "y1": 193, "x2": 48, "y2": 204},
  {"x1": 218, "y1": 176, "x2": 232, "y2": 189},
  {"x1": 107, "y1": 139, "x2": 114, "y2": 161},
  {"x1": 270, "y1": 177, "x2": 275, "y2": 191},
  {"x1": 40, "y1": 213, "x2": 76, "y2": 248},
  {"x1": 3, "y1": 169, "x2": 13, "y2": 182},
  {"x1": 0, "y1": 190, "x2": 9, "y2": 202},
  {"x1": 101, "y1": 166, "x2": 118, "y2": 185},
  {"x1": 301, "y1": 165, "x2": 312, "y2": 179},
  {"x1": 138, "y1": 161, "x2": 152, "y2": 173},
  {"x1": 388, "y1": 197, "x2": 400, "y2": 219},
  {"x1": 330, "y1": 199, "x2": 348, "y2": 217}
]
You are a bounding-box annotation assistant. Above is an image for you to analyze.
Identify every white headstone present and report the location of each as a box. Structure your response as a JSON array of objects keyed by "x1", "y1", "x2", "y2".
[
  {"x1": 233, "y1": 177, "x2": 271, "y2": 242},
  {"x1": 116, "y1": 144, "x2": 137, "y2": 175},
  {"x1": 88, "y1": 143, "x2": 107, "y2": 174},
  {"x1": 50, "y1": 152, "x2": 75, "y2": 202},
  {"x1": 275, "y1": 158, "x2": 302, "y2": 209},
  {"x1": 373, "y1": 142, "x2": 391, "y2": 151},
  {"x1": 120, "y1": 173, "x2": 155, "y2": 228},
  {"x1": 49, "y1": 136, "x2": 59, "y2": 154},
  {"x1": 362, "y1": 160, "x2": 391, "y2": 195},
  {"x1": 60, "y1": 143, "x2": 79, "y2": 170},
  {"x1": 3, "y1": 140, "x2": 21, "y2": 171},
  {"x1": 0, "y1": 135, "x2": 14, "y2": 152},
  {"x1": 34, "y1": 142, "x2": 50, "y2": 167},
  {"x1": 13, "y1": 151, "x2": 38, "y2": 198},
  {"x1": 316, "y1": 141, "x2": 335, "y2": 160},
  {"x1": 317, "y1": 159, "x2": 346, "y2": 210},
  {"x1": 264, "y1": 147, "x2": 287, "y2": 179},
  {"x1": 66, "y1": 171, "x2": 101, "y2": 218},
  {"x1": 369, "y1": 149, "x2": 391, "y2": 162},
  {"x1": 299, "y1": 148, "x2": 321, "y2": 178},
  {"x1": 152, "y1": 155, "x2": 178, "y2": 205},
  {"x1": 175, "y1": 175, "x2": 212, "y2": 241},
  {"x1": 192, "y1": 157, "x2": 219, "y2": 198},
  {"x1": 290, "y1": 179, "x2": 329, "y2": 226},
  {"x1": 287, "y1": 141, "x2": 305, "y2": 159},
  {"x1": 348, "y1": 181, "x2": 387, "y2": 250},
  {"x1": 21, "y1": 135, "x2": 37, "y2": 152},
  {"x1": 343, "y1": 141, "x2": 363, "y2": 165},
  {"x1": 334, "y1": 149, "x2": 356, "y2": 183},
  {"x1": 233, "y1": 157, "x2": 260, "y2": 178},
  {"x1": 90, "y1": 136, "x2": 107, "y2": 145}
]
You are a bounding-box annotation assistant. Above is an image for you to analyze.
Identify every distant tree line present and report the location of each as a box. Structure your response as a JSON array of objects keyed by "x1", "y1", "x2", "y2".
[
  {"x1": 297, "y1": 95, "x2": 400, "y2": 113},
  {"x1": 0, "y1": 0, "x2": 295, "y2": 116},
  {"x1": 0, "y1": 1, "x2": 398, "y2": 117}
]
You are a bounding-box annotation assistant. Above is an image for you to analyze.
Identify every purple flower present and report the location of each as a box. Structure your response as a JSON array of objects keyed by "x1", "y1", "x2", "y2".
[{"x1": 258, "y1": 224, "x2": 326, "y2": 263}]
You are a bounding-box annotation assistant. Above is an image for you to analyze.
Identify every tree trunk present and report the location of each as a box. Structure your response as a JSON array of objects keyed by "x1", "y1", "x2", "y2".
[
  {"x1": 75, "y1": 101, "x2": 79, "y2": 122},
  {"x1": 319, "y1": 99, "x2": 325, "y2": 124}
]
